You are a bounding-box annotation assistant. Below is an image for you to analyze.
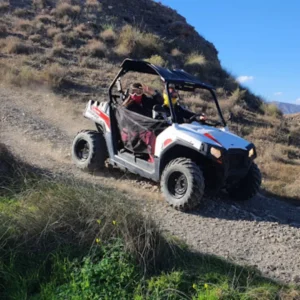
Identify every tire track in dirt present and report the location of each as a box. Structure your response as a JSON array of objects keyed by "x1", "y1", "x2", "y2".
[{"x1": 1, "y1": 86, "x2": 300, "y2": 284}]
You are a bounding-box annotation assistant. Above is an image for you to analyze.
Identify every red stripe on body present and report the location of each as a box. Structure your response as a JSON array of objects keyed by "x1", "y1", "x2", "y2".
[
  {"x1": 92, "y1": 106, "x2": 110, "y2": 129},
  {"x1": 163, "y1": 138, "x2": 173, "y2": 148},
  {"x1": 204, "y1": 133, "x2": 222, "y2": 146}
]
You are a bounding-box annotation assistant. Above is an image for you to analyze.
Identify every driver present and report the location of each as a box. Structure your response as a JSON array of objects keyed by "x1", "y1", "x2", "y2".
[
  {"x1": 122, "y1": 82, "x2": 163, "y2": 118},
  {"x1": 162, "y1": 85, "x2": 207, "y2": 124}
]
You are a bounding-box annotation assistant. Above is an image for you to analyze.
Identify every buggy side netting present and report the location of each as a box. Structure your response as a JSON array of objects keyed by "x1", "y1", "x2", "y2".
[{"x1": 115, "y1": 105, "x2": 168, "y2": 154}]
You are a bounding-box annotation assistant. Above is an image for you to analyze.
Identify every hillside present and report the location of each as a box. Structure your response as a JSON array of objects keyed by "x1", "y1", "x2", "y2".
[{"x1": 272, "y1": 101, "x2": 300, "y2": 114}]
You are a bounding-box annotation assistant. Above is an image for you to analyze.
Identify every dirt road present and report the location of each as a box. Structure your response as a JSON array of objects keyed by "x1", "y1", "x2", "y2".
[{"x1": 1, "y1": 86, "x2": 300, "y2": 284}]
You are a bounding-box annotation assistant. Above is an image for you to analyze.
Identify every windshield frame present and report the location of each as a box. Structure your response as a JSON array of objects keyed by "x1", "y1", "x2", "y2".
[{"x1": 165, "y1": 82, "x2": 227, "y2": 127}]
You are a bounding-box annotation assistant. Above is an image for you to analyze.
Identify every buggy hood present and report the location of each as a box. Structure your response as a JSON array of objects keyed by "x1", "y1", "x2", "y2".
[{"x1": 177, "y1": 123, "x2": 251, "y2": 150}]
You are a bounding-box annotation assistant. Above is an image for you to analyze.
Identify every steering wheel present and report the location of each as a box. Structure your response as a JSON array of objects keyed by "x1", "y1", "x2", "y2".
[
  {"x1": 189, "y1": 114, "x2": 222, "y2": 127},
  {"x1": 188, "y1": 114, "x2": 206, "y2": 123}
]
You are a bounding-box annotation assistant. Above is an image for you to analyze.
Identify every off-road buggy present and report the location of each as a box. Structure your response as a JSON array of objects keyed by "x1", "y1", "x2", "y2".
[{"x1": 72, "y1": 59, "x2": 261, "y2": 211}]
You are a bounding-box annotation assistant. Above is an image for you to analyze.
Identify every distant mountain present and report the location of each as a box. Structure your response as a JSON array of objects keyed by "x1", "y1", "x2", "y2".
[{"x1": 272, "y1": 101, "x2": 300, "y2": 114}]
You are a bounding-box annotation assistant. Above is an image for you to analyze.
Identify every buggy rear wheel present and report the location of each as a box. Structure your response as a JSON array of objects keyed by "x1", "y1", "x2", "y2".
[
  {"x1": 226, "y1": 162, "x2": 261, "y2": 201},
  {"x1": 161, "y1": 158, "x2": 205, "y2": 211},
  {"x1": 72, "y1": 130, "x2": 108, "y2": 172}
]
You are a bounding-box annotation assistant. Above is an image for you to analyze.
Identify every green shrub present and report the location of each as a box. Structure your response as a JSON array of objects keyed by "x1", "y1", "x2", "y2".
[{"x1": 44, "y1": 240, "x2": 138, "y2": 299}]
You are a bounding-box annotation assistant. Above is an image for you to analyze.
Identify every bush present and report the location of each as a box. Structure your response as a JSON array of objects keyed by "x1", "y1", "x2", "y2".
[
  {"x1": 147, "y1": 55, "x2": 166, "y2": 67},
  {"x1": 14, "y1": 19, "x2": 34, "y2": 33},
  {"x1": 81, "y1": 39, "x2": 106, "y2": 58},
  {"x1": 33, "y1": 0, "x2": 47, "y2": 9},
  {"x1": 115, "y1": 25, "x2": 163, "y2": 58},
  {"x1": 45, "y1": 241, "x2": 139, "y2": 299},
  {"x1": 262, "y1": 103, "x2": 283, "y2": 118},
  {"x1": 171, "y1": 48, "x2": 182, "y2": 57},
  {"x1": 13, "y1": 8, "x2": 31, "y2": 18},
  {"x1": 86, "y1": 0, "x2": 102, "y2": 10},
  {"x1": 185, "y1": 52, "x2": 206, "y2": 66},
  {"x1": 0, "y1": 2, "x2": 9, "y2": 13},
  {"x1": 42, "y1": 63, "x2": 68, "y2": 89},
  {"x1": 53, "y1": 32, "x2": 76, "y2": 47},
  {"x1": 100, "y1": 28, "x2": 116, "y2": 43},
  {"x1": 6, "y1": 38, "x2": 34, "y2": 55},
  {"x1": 29, "y1": 34, "x2": 42, "y2": 43},
  {"x1": 0, "y1": 63, "x2": 42, "y2": 87},
  {"x1": 47, "y1": 27, "x2": 61, "y2": 38},
  {"x1": 74, "y1": 24, "x2": 93, "y2": 39},
  {"x1": 55, "y1": 3, "x2": 81, "y2": 18},
  {"x1": 36, "y1": 14, "x2": 53, "y2": 24}
]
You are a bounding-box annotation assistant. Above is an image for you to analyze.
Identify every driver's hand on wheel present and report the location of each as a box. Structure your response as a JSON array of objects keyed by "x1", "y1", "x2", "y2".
[{"x1": 199, "y1": 114, "x2": 207, "y2": 121}]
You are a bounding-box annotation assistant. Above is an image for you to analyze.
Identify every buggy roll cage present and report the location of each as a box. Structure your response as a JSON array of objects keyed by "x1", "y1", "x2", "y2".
[{"x1": 108, "y1": 59, "x2": 227, "y2": 127}]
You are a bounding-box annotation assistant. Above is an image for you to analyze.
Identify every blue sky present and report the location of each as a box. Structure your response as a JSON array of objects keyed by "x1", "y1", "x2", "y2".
[{"x1": 159, "y1": 0, "x2": 300, "y2": 104}]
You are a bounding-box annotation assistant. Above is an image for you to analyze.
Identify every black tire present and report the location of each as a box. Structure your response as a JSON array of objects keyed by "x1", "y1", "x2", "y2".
[
  {"x1": 226, "y1": 162, "x2": 261, "y2": 201},
  {"x1": 161, "y1": 158, "x2": 205, "y2": 211},
  {"x1": 72, "y1": 130, "x2": 108, "y2": 172}
]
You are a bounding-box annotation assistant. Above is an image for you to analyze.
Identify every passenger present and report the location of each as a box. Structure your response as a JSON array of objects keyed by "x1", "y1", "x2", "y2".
[
  {"x1": 122, "y1": 82, "x2": 163, "y2": 118},
  {"x1": 162, "y1": 86, "x2": 207, "y2": 124}
]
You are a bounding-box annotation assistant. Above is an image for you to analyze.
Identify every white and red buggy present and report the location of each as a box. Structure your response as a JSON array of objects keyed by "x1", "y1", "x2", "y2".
[{"x1": 72, "y1": 59, "x2": 261, "y2": 211}]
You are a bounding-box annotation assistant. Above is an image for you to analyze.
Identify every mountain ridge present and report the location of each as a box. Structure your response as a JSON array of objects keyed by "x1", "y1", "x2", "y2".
[{"x1": 272, "y1": 101, "x2": 300, "y2": 114}]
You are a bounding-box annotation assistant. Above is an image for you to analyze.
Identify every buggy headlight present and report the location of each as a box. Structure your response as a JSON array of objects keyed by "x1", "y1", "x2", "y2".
[
  {"x1": 248, "y1": 148, "x2": 255, "y2": 158},
  {"x1": 210, "y1": 147, "x2": 222, "y2": 159}
]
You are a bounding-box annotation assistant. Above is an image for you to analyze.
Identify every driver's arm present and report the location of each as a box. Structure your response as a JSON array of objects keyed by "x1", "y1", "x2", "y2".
[{"x1": 178, "y1": 105, "x2": 207, "y2": 121}]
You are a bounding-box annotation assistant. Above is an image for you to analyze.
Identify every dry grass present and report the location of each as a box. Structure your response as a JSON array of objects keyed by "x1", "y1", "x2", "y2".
[
  {"x1": 0, "y1": 2, "x2": 9, "y2": 13},
  {"x1": 55, "y1": 3, "x2": 81, "y2": 18},
  {"x1": 47, "y1": 27, "x2": 61, "y2": 38},
  {"x1": 33, "y1": 0, "x2": 47, "y2": 9},
  {"x1": 13, "y1": 8, "x2": 31, "y2": 18},
  {"x1": 14, "y1": 18, "x2": 34, "y2": 33},
  {"x1": 185, "y1": 53, "x2": 206, "y2": 66},
  {"x1": 261, "y1": 102, "x2": 283, "y2": 117},
  {"x1": 53, "y1": 32, "x2": 76, "y2": 47},
  {"x1": 5, "y1": 37, "x2": 35, "y2": 55},
  {"x1": 81, "y1": 39, "x2": 106, "y2": 58},
  {"x1": 36, "y1": 14, "x2": 53, "y2": 24},
  {"x1": 115, "y1": 25, "x2": 163, "y2": 58},
  {"x1": 42, "y1": 63, "x2": 68, "y2": 89},
  {"x1": 0, "y1": 61, "x2": 42, "y2": 87},
  {"x1": 49, "y1": 46, "x2": 65, "y2": 57},
  {"x1": 86, "y1": 0, "x2": 102, "y2": 9},
  {"x1": 0, "y1": 24, "x2": 7, "y2": 37},
  {"x1": 100, "y1": 28, "x2": 116, "y2": 43},
  {"x1": 74, "y1": 23, "x2": 93, "y2": 39},
  {"x1": 29, "y1": 34, "x2": 42, "y2": 43}
]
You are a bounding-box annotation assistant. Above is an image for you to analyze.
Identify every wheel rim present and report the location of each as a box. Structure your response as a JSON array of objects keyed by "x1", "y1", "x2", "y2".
[
  {"x1": 167, "y1": 171, "x2": 188, "y2": 198},
  {"x1": 75, "y1": 139, "x2": 90, "y2": 161}
]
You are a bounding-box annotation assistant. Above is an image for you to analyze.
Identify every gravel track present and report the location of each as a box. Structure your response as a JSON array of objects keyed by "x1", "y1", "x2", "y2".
[{"x1": 1, "y1": 87, "x2": 300, "y2": 284}]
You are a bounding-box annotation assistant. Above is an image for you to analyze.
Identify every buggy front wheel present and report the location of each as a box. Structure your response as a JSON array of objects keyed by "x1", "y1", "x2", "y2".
[{"x1": 161, "y1": 158, "x2": 205, "y2": 211}]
